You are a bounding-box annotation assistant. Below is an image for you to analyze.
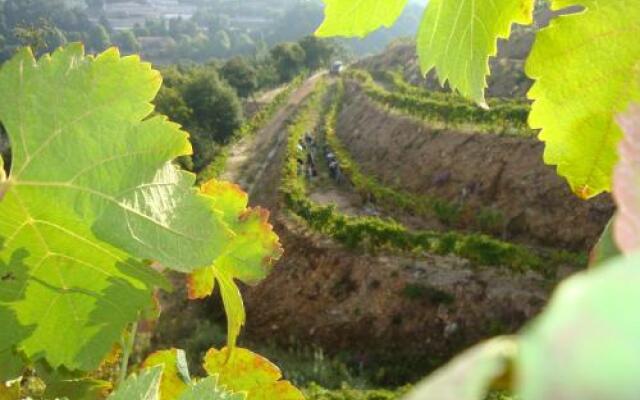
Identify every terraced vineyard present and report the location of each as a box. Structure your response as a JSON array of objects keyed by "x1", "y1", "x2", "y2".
[{"x1": 170, "y1": 68, "x2": 611, "y2": 396}]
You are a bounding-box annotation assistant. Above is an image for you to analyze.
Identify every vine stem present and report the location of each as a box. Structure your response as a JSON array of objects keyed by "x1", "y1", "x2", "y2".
[{"x1": 116, "y1": 320, "x2": 138, "y2": 388}]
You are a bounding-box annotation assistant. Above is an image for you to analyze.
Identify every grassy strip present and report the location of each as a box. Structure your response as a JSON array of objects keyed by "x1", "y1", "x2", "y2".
[
  {"x1": 347, "y1": 69, "x2": 533, "y2": 136},
  {"x1": 323, "y1": 79, "x2": 464, "y2": 228},
  {"x1": 304, "y1": 383, "x2": 411, "y2": 400},
  {"x1": 377, "y1": 69, "x2": 528, "y2": 110},
  {"x1": 304, "y1": 384, "x2": 515, "y2": 400},
  {"x1": 280, "y1": 81, "x2": 585, "y2": 274},
  {"x1": 197, "y1": 75, "x2": 305, "y2": 183}
]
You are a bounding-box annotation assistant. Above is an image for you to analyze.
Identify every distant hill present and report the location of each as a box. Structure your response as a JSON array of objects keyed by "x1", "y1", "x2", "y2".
[
  {"x1": 356, "y1": 5, "x2": 579, "y2": 100},
  {"x1": 357, "y1": 25, "x2": 534, "y2": 100}
]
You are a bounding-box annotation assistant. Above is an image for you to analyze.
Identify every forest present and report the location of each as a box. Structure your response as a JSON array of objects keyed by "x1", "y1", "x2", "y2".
[{"x1": 0, "y1": 0, "x2": 638, "y2": 399}]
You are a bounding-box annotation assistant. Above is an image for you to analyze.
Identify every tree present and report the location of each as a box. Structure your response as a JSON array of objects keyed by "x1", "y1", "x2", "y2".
[
  {"x1": 220, "y1": 57, "x2": 258, "y2": 98},
  {"x1": 270, "y1": 42, "x2": 306, "y2": 82},
  {"x1": 231, "y1": 32, "x2": 256, "y2": 56},
  {"x1": 210, "y1": 29, "x2": 231, "y2": 57},
  {"x1": 299, "y1": 35, "x2": 335, "y2": 70},
  {"x1": 87, "y1": 24, "x2": 110, "y2": 52},
  {"x1": 113, "y1": 30, "x2": 141, "y2": 53},
  {"x1": 154, "y1": 86, "x2": 192, "y2": 128},
  {"x1": 182, "y1": 68, "x2": 243, "y2": 145}
]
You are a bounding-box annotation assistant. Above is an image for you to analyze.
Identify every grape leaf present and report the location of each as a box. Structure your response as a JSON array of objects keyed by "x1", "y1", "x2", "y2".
[
  {"x1": 107, "y1": 365, "x2": 162, "y2": 400},
  {"x1": 177, "y1": 377, "x2": 247, "y2": 400},
  {"x1": 315, "y1": 0, "x2": 409, "y2": 38},
  {"x1": 417, "y1": 0, "x2": 534, "y2": 106},
  {"x1": 141, "y1": 349, "x2": 191, "y2": 400},
  {"x1": 518, "y1": 253, "x2": 640, "y2": 399},
  {"x1": 203, "y1": 347, "x2": 304, "y2": 400},
  {"x1": 403, "y1": 337, "x2": 517, "y2": 400},
  {"x1": 0, "y1": 45, "x2": 230, "y2": 372},
  {"x1": 187, "y1": 180, "x2": 282, "y2": 350},
  {"x1": 142, "y1": 348, "x2": 248, "y2": 400},
  {"x1": 613, "y1": 104, "x2": 640, "y2": 254},
  {"x1": 526, "y1": 0, "x2": 640, "y2": 198}
]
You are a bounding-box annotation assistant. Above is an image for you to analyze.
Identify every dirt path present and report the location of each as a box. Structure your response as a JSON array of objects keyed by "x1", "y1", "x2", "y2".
[{"x1": 221, "y1": 73, "x2": 325, "y2": 204}]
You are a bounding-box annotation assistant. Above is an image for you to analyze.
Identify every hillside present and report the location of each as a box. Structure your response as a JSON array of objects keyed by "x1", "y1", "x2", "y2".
[{"x1": 153, "y1": 65, "x2": 611, "y2": 388}]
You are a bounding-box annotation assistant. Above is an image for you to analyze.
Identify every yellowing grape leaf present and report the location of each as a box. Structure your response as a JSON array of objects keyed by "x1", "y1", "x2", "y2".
[
  {"x1": 526, "y1": 1, "x2": 640, "y2": 198},
  {"x1": 613, "y1": 104, "x2": 640, "y2": 254},
  {"x1": 141, "y1": 349, "x2": 191, "y2": 399},
  {"x1": 315, "y1": 0, "x2": 409, "y2": 38},
  {"x1": 403, "y1": 337, "x2": 517, "y2": 400},
  {"x1": 518, "y1": 253, "x2": 640, "y2": 399},
  {"x1": 203, "y1": 347, "x2": 304, "y2": 400},
  {"x1": 141, "y1": 348, "x2": 248, "y2": 400},
  {"x1": 0, "y1": 45, "x2": 231, "y2": 372},
  {"x1": 108, "y1": 365, "x2": 162, "y2": 400},
  {"x1": 187, "y1": 180, "x2": 282, "y2": 350},
  {"x1": 417, "y1": 0, "x2": 533, "y2": 106}
]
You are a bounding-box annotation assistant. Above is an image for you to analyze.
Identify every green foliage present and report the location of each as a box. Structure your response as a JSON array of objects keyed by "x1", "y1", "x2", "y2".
[
  {"x1": 221, "y1": 57, "x2": 258, "y2": 98},
  {"x1": 113, "y1": 31, "x2": 141, "y2": 54},
  {"x1": 315, "y1": 0, "x2": 409, "y2": 38},
  {"x1": 346, "y1": 70, "x2": 531, "y2": 134},
  {"x1": 416, "y1": 0, "x2": 533, "y2": 106},
  {"x1": 270, "y1": 42, "x2": 307, "y2": 83},
  {"x1": 108, "y1": 366, "x2": 162, "y2": 400},
  {"x1": 187, "y1": 180, "x2": 282, "y2": 351},
  {"x1": 0, "y1": 45, "x2": 285, "y2": 399},
  {"x1": 0, "y1": 45, "x2": 234, "y2": 373},
  {"x1": 299, "y1": 35, "x2": 336, "y2": 70},
  {"x1": 182, "y1": 69, "x2": 244, "y2": 144},
  {"x1": 281, "y1": 79, "x2": 580, "y2": 273},
  {"x1": 304, "y1": 383, "x2": 411, "y2": 400},
  {"x1": 527, "y1": 1, "x2": 640, "y2": 198},
  {"x1": 198, "y1": 75, "x2": 305, "y2": 183},
  {"x1": 154, "y1": 65, "x2": 245, "y2": 171},
  {"x1": 321, "y1": 81, "x2": 578, "y2": 270},
  {"x1": 87, "y1": 24, "x2": 111, "y2": 53},
  {"x1": 380, "y1": 70, "x2": 530, "y2": 117}
]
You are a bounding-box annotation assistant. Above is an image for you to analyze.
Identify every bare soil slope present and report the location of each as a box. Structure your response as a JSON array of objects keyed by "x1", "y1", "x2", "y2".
[{"x1": 335, "y1": 82, "x2": 612, "y2": 250}]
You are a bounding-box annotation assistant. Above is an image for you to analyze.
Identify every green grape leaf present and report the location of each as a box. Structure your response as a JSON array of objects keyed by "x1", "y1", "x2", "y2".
[
  {"x1": 518, "y1": 253, "x2": 640, "y2": 399},
  {"x1": 187, "y1": 180, "x2": 283, "y2": 351},
  {"x1": 613, "y1": 104, "x2": 640, "y2": 253},
  {"x1": 107, "y1": 365, "x2": 162, "y2": 400},
  {"x1": 315, "y1": 0, "x2": 409, "y2": 38},
  {"x1": 417, "y1": 0, "x2": 533, "y2": 106},
  {"x1": 0, "y1": 45, "x2": 233, "y2": 372},
  {"x1": 203, "y1": 347, "x2": 304, "y2": 400},
  {"x1": 526, "y1": 1, "x2": 640, "y2": 198},
  {"x1": 403, "y1": 337, "x2": 516, "y2": 400},
  {"x1": 0, "y1": 348, "x2": 23, "y2": 382},
  {"x1": 141, "y1": 349, "x2": 191, "y2": 399},
  {"x1": 177, "y1": 377, "x2": 247, "y2": 400}
]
